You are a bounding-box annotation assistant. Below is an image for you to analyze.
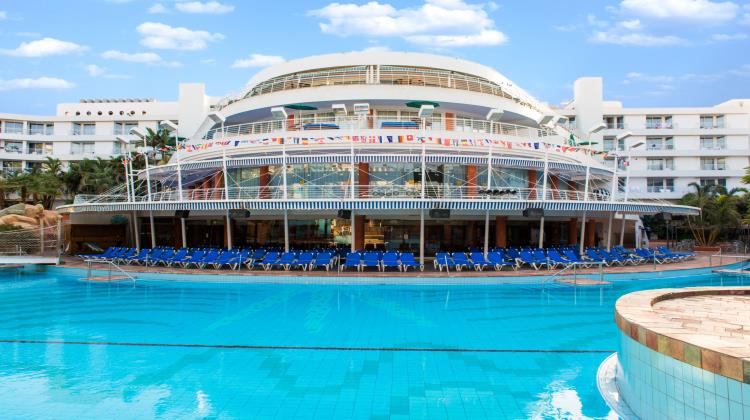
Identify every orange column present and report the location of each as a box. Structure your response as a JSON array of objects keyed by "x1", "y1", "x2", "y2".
[
  {"x1": 286, "y1": 114, "x2": 295, "y2": 131},
  {"x1": 568, "y1": 218, "x2": 578, "y2": 245},
  {"x1": 549, "y1": 175, "x2": 559, "y2": 200},
  {"x1": 259, "y1": 165, "x2": 269, "y2": 199},
  {"x1": 466, "y1": 165, "x2": 477, "y2": 197},
  {"x1": 358, "y1": 162, "x2": 369, "y2": 198},
  {"x1": 527, "y1": 170, "x2": 537, "y2": 200},
  {"x1": 445, "y1": 112, "x2": 455, "y2": 131},
  {"x1": 213, "y1": 172, "x2": 223, "y2": 200},
  {"x1": 585, "y1": 219, "x2": 596, "y2": 247},
  {"x1": 367, "y1": 109, "x2": 374, "y2": 129},
  {"x1": 495, "y1": 216, "x2": 507, "y2": 248},
  {"x1": 354, "y1": 215, "x2": 365, "y2": 250}
]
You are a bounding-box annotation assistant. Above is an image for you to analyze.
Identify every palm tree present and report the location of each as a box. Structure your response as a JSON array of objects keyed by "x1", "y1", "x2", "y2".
[
  {"x1": 681, "y1": 182, "x2": 744, "y2": 246},
  {"x1": 143, "y1": 127, "x2": 174, "y2": 165}
]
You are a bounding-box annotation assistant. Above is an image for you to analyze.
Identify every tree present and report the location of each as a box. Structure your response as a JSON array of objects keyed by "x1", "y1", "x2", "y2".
[
  {"x1": 681, "y1": 182, "x2": 743, "y2": 246},
  {"x1": 143, "y1": 127, "x2": 174, "y2": 165}
]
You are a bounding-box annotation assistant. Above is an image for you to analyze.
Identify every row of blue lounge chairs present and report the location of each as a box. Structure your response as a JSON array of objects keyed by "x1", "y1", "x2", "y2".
[
  {"x1": 339, "y1": 251, "x2": 423, "y2": 271},
  {"x1": 430, "y1": 246, "x2": 695, "y2": 271},
  {"x1": 80, "y1": 247, "x2": 340, "y2": 271}
]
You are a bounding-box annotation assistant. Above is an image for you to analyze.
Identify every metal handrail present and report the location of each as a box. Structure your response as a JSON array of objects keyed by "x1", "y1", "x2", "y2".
[
  {"x1": 204, "y1": 115, "x2": 556, "y2": 140},
  {"x1": 74, "y1": 186, "x2": 622, "y2": 205},
  {"x1": 84, "y1": 259, "x2": 136, "y2": 283},
  {"x1": 543, "y1": 260, "x2": 606, "y2": 288}
]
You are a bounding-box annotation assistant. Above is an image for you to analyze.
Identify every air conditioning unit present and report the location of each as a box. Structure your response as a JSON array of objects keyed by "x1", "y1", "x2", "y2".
[{"x1": 353, "y1": 103, "x2": 370, "y2": 115}]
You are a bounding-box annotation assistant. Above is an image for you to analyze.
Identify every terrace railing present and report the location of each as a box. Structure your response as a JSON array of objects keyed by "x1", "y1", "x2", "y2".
[
  {"x1": 74, "y1": 186, "x2": 616, "y2": 205},
  {"x1": 203, "y1": 115, "x2": 556, "y2": 141}
]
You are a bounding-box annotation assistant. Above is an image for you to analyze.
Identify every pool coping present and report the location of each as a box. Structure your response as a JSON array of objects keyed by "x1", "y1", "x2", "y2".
[{"x1": 615, "y1": 286, "x2": 750, "y2": 385}]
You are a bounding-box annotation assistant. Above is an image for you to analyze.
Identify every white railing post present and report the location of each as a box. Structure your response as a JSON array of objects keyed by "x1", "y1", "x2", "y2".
[
  {"x1": 579, "y1": 211, "x2": 587, "y2": 256},
  {"x1": 177, "y1": 152, "x2": 183, "y2": 201},
  {"x1": 610, "y1": 155, "x2": 618, "y2": 202}
]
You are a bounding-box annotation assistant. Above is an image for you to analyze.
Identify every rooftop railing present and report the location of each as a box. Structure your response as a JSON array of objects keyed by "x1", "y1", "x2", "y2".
[{"x1": 203, "y1": 115, "x2": 555, "y2": 141}]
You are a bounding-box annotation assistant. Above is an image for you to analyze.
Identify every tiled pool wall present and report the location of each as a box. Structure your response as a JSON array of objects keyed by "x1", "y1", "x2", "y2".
[{"x1": 617, "y1": 333, "x2": 750, "y2": 419}]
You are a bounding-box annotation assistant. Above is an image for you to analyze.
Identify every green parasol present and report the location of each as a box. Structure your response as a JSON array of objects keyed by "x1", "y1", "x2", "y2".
[
  {"x1": 405, "y1": 101, "x2": 440, "y2": 109},
  {"x1": 284, "y1": 104, "x2": 318, "y2": 110}
]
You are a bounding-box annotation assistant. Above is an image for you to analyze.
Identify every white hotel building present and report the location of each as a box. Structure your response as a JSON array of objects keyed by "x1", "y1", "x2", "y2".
[{"x1": 560, "y1": 77, "x2": 750, "y2": 200}]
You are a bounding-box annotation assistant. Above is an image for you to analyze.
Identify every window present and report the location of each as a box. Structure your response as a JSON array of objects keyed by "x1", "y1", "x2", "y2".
[
  {"x1": 603, "y1": 116, "x2": 624, "y2": 129},
  {"x1": 700, "y1": 136, "x2": 726, "y2": 150},
  {"x1": 700, "y1": 178, "x2": 727, "y2": 188},
  {"x1": 4, "y1": 141, "x2": 23, "y2": 153},
  {"x1": 647, "y1": 158, "x2": 674, "y2": 170},
  {"x1": 4, "y1": 121, "x2": 23, "y2": 134},
  {"x1": 28, "y1": 123, "x2": 53, "y2": 135},
  {"x1": 27, "y1": 142, "x2": 52, "y2": 155},
  {"x1": 603, "y1": 136, "x2": 616, "y2": 151},
  {"x1": 647, "y1": 178, "x2": 675, "y2": 193},
  {"x1": 646, "y1": 115, "x2": 673, "y2": 129},
  {"x1": 646, "y1": 137, "x2": 674, "y2": 150},
  {"x1": 114, "y1": 122, "x2": 139, "y2": 135},
  {"x1": 2, "y1": 161, "x2": 22, "y2": 173},
  {"x1": 72, "y1": 123, "x2": 96, "y2": 135},
  {"x1": 566, "y1": 116, "x2": 577, "y2": 130},
  {"x1": 25, "y1": 162, "x2": 42, "y2": 172},
  {"x1": 700, "y1": 157, "x2": 726, "y2": 170},
  {"x1": 71, "y1": 142, "x2": 95, "y2": 155},
  {"x1": 700, "y1": 115, "x2": 725, "y2": 129},
  {"x1": 113, "y1": 142, "x2": 122, "y2": 155}
]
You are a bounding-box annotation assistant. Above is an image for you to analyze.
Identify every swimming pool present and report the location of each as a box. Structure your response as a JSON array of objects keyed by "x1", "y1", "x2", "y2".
[{"x1": 0, "y1": 266, "x2": 744, "y2": 419}]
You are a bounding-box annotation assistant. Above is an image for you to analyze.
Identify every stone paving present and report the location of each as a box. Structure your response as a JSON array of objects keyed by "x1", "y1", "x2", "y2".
[{"x1": 616, "y1": 286, "x2": 750, "y2": 384}]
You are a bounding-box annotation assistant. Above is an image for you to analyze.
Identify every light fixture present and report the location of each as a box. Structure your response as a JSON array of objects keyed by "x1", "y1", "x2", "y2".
[
  {"x1": 631, "y1": 141, "x2": 644, "y2": 149},
  {"x1": 271, "y1": 107, "x2": 287, "y2": 120},
  {"x1": 207, "y1": 112, "x2": 225, "y2": 124},
  {"x1": 588, "y1": 123, "x2": 607, "y2": 135},
  {"x1": 537, "y1": 114, "x2": 554, "y2": 125},
  {"x1": 332, "y1": 104, "x2": 347, "y2": 116},
  {"x1": 486, "y1": 109, "x2": 504, "y2": 122},
  {"x1": 616, "y1": 131, "x2": 633, "y2": 141},
  {"x1": 418, "y1": 104, "x2": 434, "y2": 118},
  {"x1": 129, "y1": 127, "x2": 146, "y2": 139}
]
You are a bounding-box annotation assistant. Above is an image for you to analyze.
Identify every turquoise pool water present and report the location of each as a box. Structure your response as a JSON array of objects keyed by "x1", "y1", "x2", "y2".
[{"x1": 0, "y1": 266, "x2": 744, "y2": 419}]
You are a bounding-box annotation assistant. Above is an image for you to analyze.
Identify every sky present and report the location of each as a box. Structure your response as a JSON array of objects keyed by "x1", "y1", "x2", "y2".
[{"x1": 0, "y1": 0, "x2": 749, "y2": 115}]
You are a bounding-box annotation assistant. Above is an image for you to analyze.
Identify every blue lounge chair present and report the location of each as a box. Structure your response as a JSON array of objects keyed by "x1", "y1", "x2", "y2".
[
  {"x1": 123, "y1": 248, "x2": 151, "y2": 265},
  {"x1": 160, "y1": 248, "x2": 189, "y2": 266},
  {"x1": 635, "y1": 248, "x2": 667, "y2": 263},
  {"x1": 80, "y1": 246, "x2": 119, "y2": 260},
  {"x1": 487, "y1": 251, "x2": 516, "y2": 271},
  {"x1": 400, "y1": 252, "x2": 423, "y2": 271},
  {"x1": 361, "y1": 252, "x2": 381, "y2": 271},
  {"x1": 585, "y1": 248, "x2": 610, "y2": 266},
  {"x1": 546, "y1": 249, "x2": 571, "y2": 269},
  {"x1": 149, "y1": 249, "x2": 175, "y2": 266},
  {"x1": 657, "y1": 246, "x2": 693, "y2": 260},
  {"x1": 180, "y1": 250, "x2": 205, "y2": 268},
  {"x1": 225, "y1": 249, "x2": 250, "y2": 270},
  {"x1": 193, "y1": 249, "x2": 221, "y2": 269},
  {"x1": 434, "y1": 252, "x2": 456, "y2": 271},
  {"x1": 294, "y1": 252, "x2": 315, "y2": 270},
  {"x1": 312, "y1": 252, "x2": 334, "y2": 271},
  {"x1": 247, "y1": 249, "x2": 266, "y2": 266},
  {"x1": 209, "y1": 251, "x2": 239, "y2": 269},
  {"x1": 255, "y1": 251, "x2": 279, "y2": 270},
  {"x1": 516, "y1": 250, "x2": 546, "y2": 270},
  {"x1": 561, "y1": 249, "x2": 589, "y2": 267},
  {"x1": 452, "y1": 253, "x2": 471, "y2": 271},
  {"x1": 469, "y1": 252, "x2": 491, "y2": 271},
  {"x1": 341, "y1": 252, "x2": 361, "y2": 271},
  {"x1": 381, "y1": 252, "x2": 401, "y2": 271},
  {"x1": 271, "y1": 252, "x2": 296, "y2": 270}
]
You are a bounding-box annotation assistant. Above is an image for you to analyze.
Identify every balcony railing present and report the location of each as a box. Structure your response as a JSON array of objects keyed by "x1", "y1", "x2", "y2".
[
  {"x1": 203, "y1": 115, "x2": 555, "y2": 141},
  {"x1": 75, "y1": 185, "x2": 617, "y2": 205}
]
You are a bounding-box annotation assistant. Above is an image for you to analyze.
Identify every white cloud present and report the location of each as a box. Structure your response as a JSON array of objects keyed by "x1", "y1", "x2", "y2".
[
  {"x1": 101, "y1": 49, "x2": 181, "y2": 67},
  {"x1": 711, "y1": 32, "x2": 748, "y2": 40},
  {"x1": 136, "y1": 22, "x2": 224, "y2": 50},
  {"x1": 591, "y1": 31, "x2": 686, "y2": 46},
  {"x1": 231, "y1": 54, "x2": 285, "y2": 68},
  {"x1": 309, "y1": 0, "x2": 508, "y2": 47},
  {"x1": 0, "y1": 37, "x2": 88, "y2": 57},
  {"x1": 200, "y1": 58, "x2": 216, "y2": 64},
  {"x1": 148, "y1": 3, "x2": 169, "y2": 14},
  {"x1": 175, "y1": 1, "x2": 234, "y2": 14},
  {"x1": 86, "y1": 64, "x2": 105, "y2": 77},
  {"x1": 619, "y1": 19, "x2": 642, "y2": 30},
  {"x1": 620, "y1": 0, "x2": 739, "y2": 24},
  {"x1": 0, "y1": 11, "x2": 6, "y2": 20},
  {"x1": 0, "y1": 77, "x2": 74, "y2": 91},
  {"x1": 102, "y1": 50, "x2": 163, "y2": 63}
]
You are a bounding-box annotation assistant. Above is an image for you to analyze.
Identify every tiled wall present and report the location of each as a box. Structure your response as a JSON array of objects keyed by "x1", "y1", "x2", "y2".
[{"x1": 617, "y1": 333, "x2": 750, "y2": 419}]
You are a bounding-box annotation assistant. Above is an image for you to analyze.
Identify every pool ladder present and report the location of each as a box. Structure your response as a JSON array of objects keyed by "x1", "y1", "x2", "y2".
[
  {"x1": 83, "y1": 259, "x2": 137, "y2": 283},
  {"x1": 542, "y1": 261, "x2": 605, "y2": 289}
]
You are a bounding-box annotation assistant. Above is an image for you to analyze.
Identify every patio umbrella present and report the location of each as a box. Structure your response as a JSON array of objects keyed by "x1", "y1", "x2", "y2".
[
  {"x1": 405, "y1": 101, "x2": 440, "y2": 109},
  {"x1": 284, "y1": 104, "x2": 318, "y2": 110}
]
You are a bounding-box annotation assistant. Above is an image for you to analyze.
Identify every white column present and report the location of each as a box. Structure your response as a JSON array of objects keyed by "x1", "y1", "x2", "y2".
[
  {"x1": 419, "y1": 209, "x2": 425, "y2": 265},
  {"x1": 123, "y1": 159, "x2": 131, "y2": 203},
  {"x1": 538, "y1": 216, "x2": 545, "y2": 249},
  {"x1": 421, "y1": 140, "x2": 426, "y2": 199},
  {"x1": 180, "y1": 217, "x2": 187, "y2": 248},
  {"x1": 144, "y1": 156, "x2": 152, "y2": 202},
  {"x1": 283, "y1": 209, "x2": 289, "y2": 252},
  {"x1": 222, "y1": 150, "x2": 229, "y2": 200},
  {"x1": 225, "y1": 209, "x2": 233, "y2": 250},
  {"x1": 606, "y1": 212, "x2": 614, "y2": 250},
  {"x1": 610, "y1": 156, "x2": 618, "y2": 202},
  {"x1": 127, "y1": 158, "x2": 135, "y2": 202},
  {"x1": 484, "y1": 210, "x2": 490, "y2": 256},
  {"x1": 619, "y1": 213, "x2": 627, "y2": 246},
  {"x1": 579, "y1": 211, "x2": 587, "y2": 255},
  {"x1": 350, "y1": 137, "x2": 355, "y2": 199},
  {"x1": 177, "y1": 153, "x2": 183, "y2": 201},
  {"x1": 132, "y1": 211, "x2": 140, "y2": 250},
  {"x1": 149, "y1": 211, "x2": 156, "y2": 248},
  {"x1": 350, "y1": 210, "x2": 356, "y2": 253}
]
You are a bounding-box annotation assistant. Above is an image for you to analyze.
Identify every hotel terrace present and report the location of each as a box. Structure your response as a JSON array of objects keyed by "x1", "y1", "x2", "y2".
[{"x1": 42, "y1": 51, "x2": 701, "y2": 259}]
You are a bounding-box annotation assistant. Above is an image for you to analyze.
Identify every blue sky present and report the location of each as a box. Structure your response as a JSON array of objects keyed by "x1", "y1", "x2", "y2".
[{"x1": 1, "y1": 0, "x2": 749, "y2": 114}]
